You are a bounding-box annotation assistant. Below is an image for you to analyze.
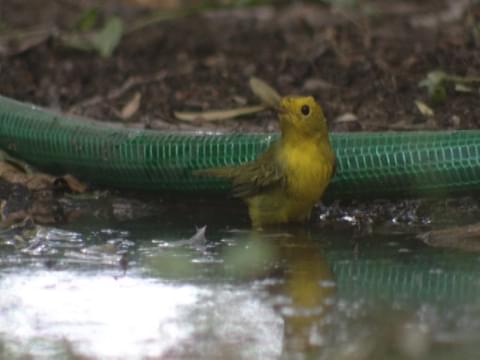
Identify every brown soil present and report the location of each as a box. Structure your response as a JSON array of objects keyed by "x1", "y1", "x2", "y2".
[{"x1": 1, "y1": 0, "x2": 479, "y2": 134}]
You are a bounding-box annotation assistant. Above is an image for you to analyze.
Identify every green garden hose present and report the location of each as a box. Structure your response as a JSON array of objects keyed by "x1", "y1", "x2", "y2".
[{"x1": 1, "y1": 95, "x2": 480, "y2": 199}]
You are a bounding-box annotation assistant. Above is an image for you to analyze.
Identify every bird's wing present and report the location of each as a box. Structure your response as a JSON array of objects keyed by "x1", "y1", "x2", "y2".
[{"x1": 194, "y1": 143, "x2": 286, "y2": 198}]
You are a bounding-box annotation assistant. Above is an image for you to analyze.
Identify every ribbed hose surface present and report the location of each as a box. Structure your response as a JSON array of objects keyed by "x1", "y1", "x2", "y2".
[
  {"x1": 1, "y1": 95, "x2": 480, "y2": 198},
  {"x1": 331, "y1": 260, "x2": 480, "y2": 303}
]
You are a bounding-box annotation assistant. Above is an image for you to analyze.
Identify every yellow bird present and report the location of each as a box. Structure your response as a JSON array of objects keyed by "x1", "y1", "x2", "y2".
[{"x1": 196, "y1": 96, "x2": 336, "y2": 228}]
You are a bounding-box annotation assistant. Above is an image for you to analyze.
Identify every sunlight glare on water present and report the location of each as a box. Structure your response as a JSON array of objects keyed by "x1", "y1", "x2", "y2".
[
  {"x1": 0, "y1": 269, "x2": 283, "y2": 359},
  {"x1": 0, "y1": 271, "x2": 201, "y2": 358}
]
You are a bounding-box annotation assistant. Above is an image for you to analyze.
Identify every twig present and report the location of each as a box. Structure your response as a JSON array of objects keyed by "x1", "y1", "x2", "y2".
[{"x1": 69, "y1": 70, "x2": 167, "y2": 113}]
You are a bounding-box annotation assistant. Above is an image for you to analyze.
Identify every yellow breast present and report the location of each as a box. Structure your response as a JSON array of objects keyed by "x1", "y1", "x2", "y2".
[{"x1": 281, "y1": 139, "x2": 334, "y2": 202}]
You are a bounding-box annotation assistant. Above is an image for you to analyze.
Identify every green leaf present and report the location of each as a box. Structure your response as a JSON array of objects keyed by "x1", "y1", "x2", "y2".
[
  {"x1": 419, "y1": 70, "x2": 480, "y2": 105},
  {"x1": 92, "y1": 16, "x2": 124, "y2": 58},
  {"x1": 430, "y1": 85, "x2": 447, "y2": 105},
  {"x1": 418, "y1": 70, "x2": 446, "y2": 92},
  {"x1": 74, "y1": 8, "x2": 99, "y2": 32},
  {"x1": 60, "y1": 16, "x2": 124, "y2": 57},
  {"x1": 419, "y1": 70, "x2": 448, "y2": 105},
  {"x1": 59, "y1": 32, "x2": 94, "y2": 52}
]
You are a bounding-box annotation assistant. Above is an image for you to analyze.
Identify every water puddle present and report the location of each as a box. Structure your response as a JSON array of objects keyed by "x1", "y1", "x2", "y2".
[{"x1": 1, "y1": 196, "x2": 480, "y2": 359}]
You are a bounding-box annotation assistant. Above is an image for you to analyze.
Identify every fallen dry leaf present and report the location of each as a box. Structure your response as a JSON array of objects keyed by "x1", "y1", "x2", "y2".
[
  {"x1": 415, "y1": 100, "x2": 434, "y2": 117},
  {"x1": 119, "y1": 92, "x2": 142, "y2": 120},
  {"x1": 174, "y1": 105, "x2": 266, "y2": 122},
  {"x1": 390, "y1": 118, "x2": 438, "y2": 130},
  {"x1": 59, "y1": 174, "x2": 88, "y2": 193},
  {"x1": 0, "y1": 161, "x2": 53, "y2": 190},
  {"x1": 419, "y1": 223, "x2": 480, "y2": 252},
  {"x1": 249, "y1": 77, "x2": 281, "y2": 108},
  {"x1": 0, "y1": 153, "x2": 86, "y2": 193},
  {"x1": 454, "y1": 83, "x2": 474, "y2": 93}
]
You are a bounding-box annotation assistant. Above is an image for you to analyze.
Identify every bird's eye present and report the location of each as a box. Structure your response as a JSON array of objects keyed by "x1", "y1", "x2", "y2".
[{"x1": 301, "y1": 104, "x2": 310, "y2": 116}]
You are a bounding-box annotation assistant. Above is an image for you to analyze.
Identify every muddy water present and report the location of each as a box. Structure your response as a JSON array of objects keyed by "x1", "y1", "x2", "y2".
[{"x1": 1, "y1": 196, "x2": 480, "y2": 359}]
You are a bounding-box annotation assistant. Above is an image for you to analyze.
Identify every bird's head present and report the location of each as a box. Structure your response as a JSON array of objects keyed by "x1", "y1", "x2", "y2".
[{"x1": 277, "y1": 96, "x2": 329, "y2": 140}]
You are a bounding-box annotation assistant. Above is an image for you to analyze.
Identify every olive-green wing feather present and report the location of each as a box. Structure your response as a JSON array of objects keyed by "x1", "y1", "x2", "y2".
[{"x1": 194, "y1": 143, "x2": 286, "y2": 198}]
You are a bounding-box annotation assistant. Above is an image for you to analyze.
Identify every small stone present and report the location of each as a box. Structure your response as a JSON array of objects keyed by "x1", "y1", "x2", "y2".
[
  {"x1": 450, "y1": 115, "x2": 461, "y2": 127},
  {"x1": 334, "y1": 113, "x2": 358, "y2": 123}
]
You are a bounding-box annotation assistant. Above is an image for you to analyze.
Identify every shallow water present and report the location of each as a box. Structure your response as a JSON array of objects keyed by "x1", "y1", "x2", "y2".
[{"x1": 1, "y1": 194, "x2": 480, "y2": 359}]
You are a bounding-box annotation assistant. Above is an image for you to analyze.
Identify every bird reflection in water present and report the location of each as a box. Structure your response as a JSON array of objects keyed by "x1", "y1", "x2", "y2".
[{"x1": 236, "y1": 228, "x2": 336, "y2": 355}]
